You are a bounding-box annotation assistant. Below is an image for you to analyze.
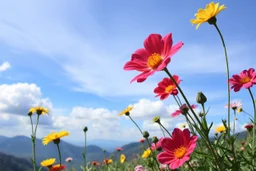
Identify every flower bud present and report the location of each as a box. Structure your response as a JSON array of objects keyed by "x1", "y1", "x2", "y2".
[
  {"x1": 143, "y1": 131, "x2": 150, "y2": 138},
  {"x1": 196, "y1": 92, "x2": 207, "y2": 105},
  {"x1": 152, "y1": 136, "x2": 159, "y2": 144},
  {"x1": 83, "y1": 126, "x2": 88, "y2": 132},
  {"x1": 207, "y1": 16, "x2": 217, "y2": 25}
]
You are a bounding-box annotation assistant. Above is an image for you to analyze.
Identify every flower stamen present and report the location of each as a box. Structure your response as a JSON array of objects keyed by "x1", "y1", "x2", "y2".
[{"x1": 147, "y1": 53, "x2": 163, "y2": 69}]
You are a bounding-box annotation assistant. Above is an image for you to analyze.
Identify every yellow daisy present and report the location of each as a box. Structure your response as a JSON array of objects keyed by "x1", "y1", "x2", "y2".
[
  {"x1": 118, "y1": 105, "x2": 133, "y2": 116},
  {"x1": 28, "y1": 106, "x2": 49, "y2": 115},
  {"x1": 42, "y1": 130, "x2": 69, "y2": 145},
  {"x1": 103, "y1": 159, "x2": 113, "y2": 165},
  {"x1": 40, "y1": 158, "x2": 56, "y2": 167},
  {"x1": 237, "y1": 107, "x2": 243, "y2": 113},
  {"x1": 142, "y1": 149, "x2": 151, "y2": 158},
  {"x1": 215, "y1": 125, "x2": 226, "y2": 134},
  {"x1": 190, "y1": 1, "x2": 226, "y2": 29},
  {"x1": 120, "y1": 154, "x2": 126, "y2": 163}
]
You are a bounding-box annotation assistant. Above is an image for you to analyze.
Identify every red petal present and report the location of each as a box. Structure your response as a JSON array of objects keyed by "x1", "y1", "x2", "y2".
[{"x1": 144, "y1": 34, "x2": 163, "y2": 55}]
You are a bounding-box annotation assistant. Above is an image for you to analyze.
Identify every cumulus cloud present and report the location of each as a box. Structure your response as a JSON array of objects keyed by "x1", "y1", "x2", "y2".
[
  {"x1": 0, "y1": 83, "x2": 52, "y2": 115},
  {"x1": 0, "y1": 61, "x2": 11, "y2": 72}
]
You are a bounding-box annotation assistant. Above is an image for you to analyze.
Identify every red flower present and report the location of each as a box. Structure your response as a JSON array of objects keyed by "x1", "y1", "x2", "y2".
[
  {"x1": 51, "y1": 164, "x2": 66, "y2": 171},
  {"x1": 124, "y1": 33, "x2": 183, "y2": 83},
  {"x1": 154, "y1": 76, "x2": 182, "y2": 100},
  {"x1": 140, "y1": 138, "x2": 145, "y2": 143},
  {"x1": 157, "y1": 128, "x2": 198, "y2": 169},
  {"x1": 91, "y1": 161, "x2": 100, "y2": 166},
  {"x1": 245, "y1": 124, "x2": 254, "y2": 132},
  {"x1": 171, "y1": 104, "x2": 197, "y2": 118},
  {"x1": 116, "y1": 147, "x2": 123, "y2": 152},
  {"x1": 229, "y1": 68, "x2": 256, "y2": 92}
]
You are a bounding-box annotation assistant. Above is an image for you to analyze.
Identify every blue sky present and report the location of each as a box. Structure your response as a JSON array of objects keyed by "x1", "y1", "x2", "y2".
[{"x1": 0, "y1": 0, "x2": 255, "y2": 145}]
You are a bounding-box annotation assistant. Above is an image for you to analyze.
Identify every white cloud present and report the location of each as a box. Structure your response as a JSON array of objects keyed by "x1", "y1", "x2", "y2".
[
  {"x1": 0, "y1": 61, "x2": 10, "y2": 72},
  {"x1": 0, "y1": 83, "x2": 52, "y2": 115}
]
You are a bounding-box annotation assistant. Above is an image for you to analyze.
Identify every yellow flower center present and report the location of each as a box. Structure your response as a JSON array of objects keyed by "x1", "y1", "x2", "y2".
[
  {"x1": 174, "y1": 146, "x2": 187, "y2": 159},
  {"x1": 240, "y1": 77, "x2": 250, "y2": 84},
  {"x1": 147, "y1": 53, "x2": 163, "y2": 69},
  {"x1": 165, "y1": 85, "x2": 175, "y2": 93}
]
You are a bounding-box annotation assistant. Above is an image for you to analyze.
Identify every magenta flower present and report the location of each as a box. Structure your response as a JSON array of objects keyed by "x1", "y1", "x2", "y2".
[
  {"x1": 124, "y1": 33, "x2": 183, "y2": 83},
  {"x1": 154, "y1": 76, "x2": 182, "y2": 100},
  {"x1": 171, "y1": 104, "x2": 197, "y2": 118},
  {"x1": 157, "y1": 128, "x2": 198, "y2": 170},
  {"x1": 229, "y1": 68, "x2": 256, "y2": 92},
  {"x1": 225, "y1": 101, "x2": 242, "y2": 110}
]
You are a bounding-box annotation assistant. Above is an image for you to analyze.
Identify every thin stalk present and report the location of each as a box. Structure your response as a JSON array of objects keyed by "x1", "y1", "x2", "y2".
[
  {"x1": 213, "y1": 23, "x2": 231, "y2": 136},
  {"x1": 159, "y1": 125, "x2": 166, "y2": 137},
  {"x1": 56, "y1": 143, "x2": 62, "y2": 170},
  {"x1": 176, "y1": 95, "x2": 183, "y2": 106},
  {"x1": 173, "y1": 95, "x2": 181, "y2": 107},
  {"x1": 159, "y1": 122, "x2": 172, "y2": 137},
  {"x1": 84, "y1": 131, "x2": 87, "y2": 169},
  {"x1": 29, "y1": 116, "x2": 36, "y2": 171},
  {"x1": 128, "y1": 115, "x2": 144, "y2": 135},
  {"x1": 248, "y1": 88, "x2": 256, "y2": 167},
  {"x1": 34, "y1": 115, "x2": 40, "y2": 136},
  {"x1": 233, "y1": 110, "x2": 236, "y2": 135}
]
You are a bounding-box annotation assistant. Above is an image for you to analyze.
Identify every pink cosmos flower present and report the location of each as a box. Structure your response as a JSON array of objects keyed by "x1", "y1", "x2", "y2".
[
  {"x1": 225, "y1": 101, "x2": 242, "y2": 110},
  {"x1": 229, "y1": 68, "x2": 256, "y2": 92},
  {"x1": 157, "y1": 128, "x2": 198, "y2": 170},
  {"x1": 171, "y1": 104, "x2": 197, "y2": 118},
  {"x1": 124, "y1": 33, "x2": 183, "y2": 83},
  {"x1": 134, "y1": 165, "x2": 148, "y2": 171},
  {"x1": 154, "y1": 76, "x2": 182, "y2": 100},
  {"x1": 65, "y1": 157, "x2": 73, "y2": 163}
]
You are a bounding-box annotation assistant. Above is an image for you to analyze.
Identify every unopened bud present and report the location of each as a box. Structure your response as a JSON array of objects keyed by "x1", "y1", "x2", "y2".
[
  {"x1": 196, "y1": 92, "x2": 207, "y2": 105},
  {"x1": 152, "y1": 136, "x2": 159, "y2": 144},
  {"x1": 83, "y1": 126, "x2": 88, "y2": 132},
  {"x1": 143, "y1": 131, "x2": 150, "y2": 138}
]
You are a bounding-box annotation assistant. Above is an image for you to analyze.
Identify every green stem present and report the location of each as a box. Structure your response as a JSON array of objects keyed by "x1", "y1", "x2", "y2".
[
  {"x1": 213, "y1": 23, "x2": 231, "y2": 137},
  {"x1": 159, "y1": 122, "x2": 172, "y2": 137},
  {"x1": 128, "y1": 115, "x2": 144, "y2": 135},
  {"x1": 248, "y1": 88, "x2": 256, "y2": 167},
  {"x1": 34, "y1": 115, "x2": 40, "y2": 137},
  {"x1": 56, "y1": 143, "x2": 62, "y2": 170},
  {"x1": 84, "y1": 131, "x2": 87, "y2": 169},
  {"x1": 176, "y1": 95, "x2": 183, "y2": 106},
  {"x1": 233, "y1": 109, "x2": 236, "y2": 135},
  {"x1": 29, "y1": 116, "x2": 36, "y2": 171},
  {"x1": 173, "y1": 95, "x2": 181, "y2": 107},
  {"x1": 159, "y1": 125, "x2": 166, "y2": 137}
]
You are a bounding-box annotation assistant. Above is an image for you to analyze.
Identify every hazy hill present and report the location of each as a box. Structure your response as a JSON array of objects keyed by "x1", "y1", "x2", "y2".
[
  {"x1": 0, "y1": 135, "x2": 110, "y2": 167},
  {"x1": 0, "y1": 152, "x2": 34, "y2": 171}
]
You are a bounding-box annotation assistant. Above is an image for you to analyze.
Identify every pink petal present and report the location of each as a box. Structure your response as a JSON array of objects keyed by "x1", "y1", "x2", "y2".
[
  {"x1": 157, "y1": 151, "x2": 174, "y2": 164},
  {"x1": 171, "y1": 110, "x2": 181, "y2": 118},
  {"x1": 169, "y1": 156, "x2": 190, "y2": 169},
  {"x1": 165, "y1": 41, "x2": 183, "y2": 59},
  {"x1": 154, "y1": 87, "x2": 165, "y2": 94},
  {"x1": 131, "y1": 48, "x2": 149, "y2": 63},
  {"x1": 144, "y1": 34, "x2": 163, "y2": 55},
  {"x1": 162, "y1": 33, "x2": 173, "y2": 57},
  {"x1": 160, "y1": 93, "x2": 169, "y2": 100},
  {"x1": 123, "y1": 61, "x2": 149, "y2": 72},
  {"x1": 156, "y1": 57, "x2": 170, "y2": 71},
  {"x1": 130, "y1": 71, "x2": 151, "y2": 83}
]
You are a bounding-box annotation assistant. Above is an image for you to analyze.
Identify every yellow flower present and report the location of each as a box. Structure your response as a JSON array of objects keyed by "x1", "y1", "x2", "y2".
[
  {"x1": 42, "y1": 130, "x2": 69, "y2": 145},
  {"x1": 215, "y1": 125, "x2": 226, "y2": 133},
  {"x1": 237, "y1": 107, "x2": 243, "y2": 113},
  {"x1": 142, "y1": 149, "x2": 151, "y2": 158},
  {"x1": 28, "y1": 106, "x2": 49, "y2": 115},
  {"x1": 120, "y1": 154, "x2": 126, "y2": 163},
  {"x1": 40, "y1": 158, "x2": 56, "y2": 167},
  {"x1": 118, "y1": 105, "x2": 133, "y2": 116},
  {"x1": 190, "y1": 1, "x2": 226, "y2": 29},
  {"x1": 103, "y1": 159, "x2": 113, "y2": 165},
  {"x1": 153, "y1": 116, "x2": 160, "y2": 123}
]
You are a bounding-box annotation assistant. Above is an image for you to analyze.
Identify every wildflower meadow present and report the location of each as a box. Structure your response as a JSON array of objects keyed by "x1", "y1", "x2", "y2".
[{"x1": 3, "y1": 1, "x2": 256, "y2": 171}]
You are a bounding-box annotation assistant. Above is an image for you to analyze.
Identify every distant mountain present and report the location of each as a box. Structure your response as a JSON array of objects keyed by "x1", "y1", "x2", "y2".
[
  {"x1": 0, "y1": 152, "x2": 34, "y2": 171},
  {"x1": 0, "y1": 135, "x2": 8, "y2": 144},
  {"x1": 87, "y1": 139, "x2": 130, "y2": 152},
  {"x1": 0, "y1": 136, "x2": 110, "y2": 168}
]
